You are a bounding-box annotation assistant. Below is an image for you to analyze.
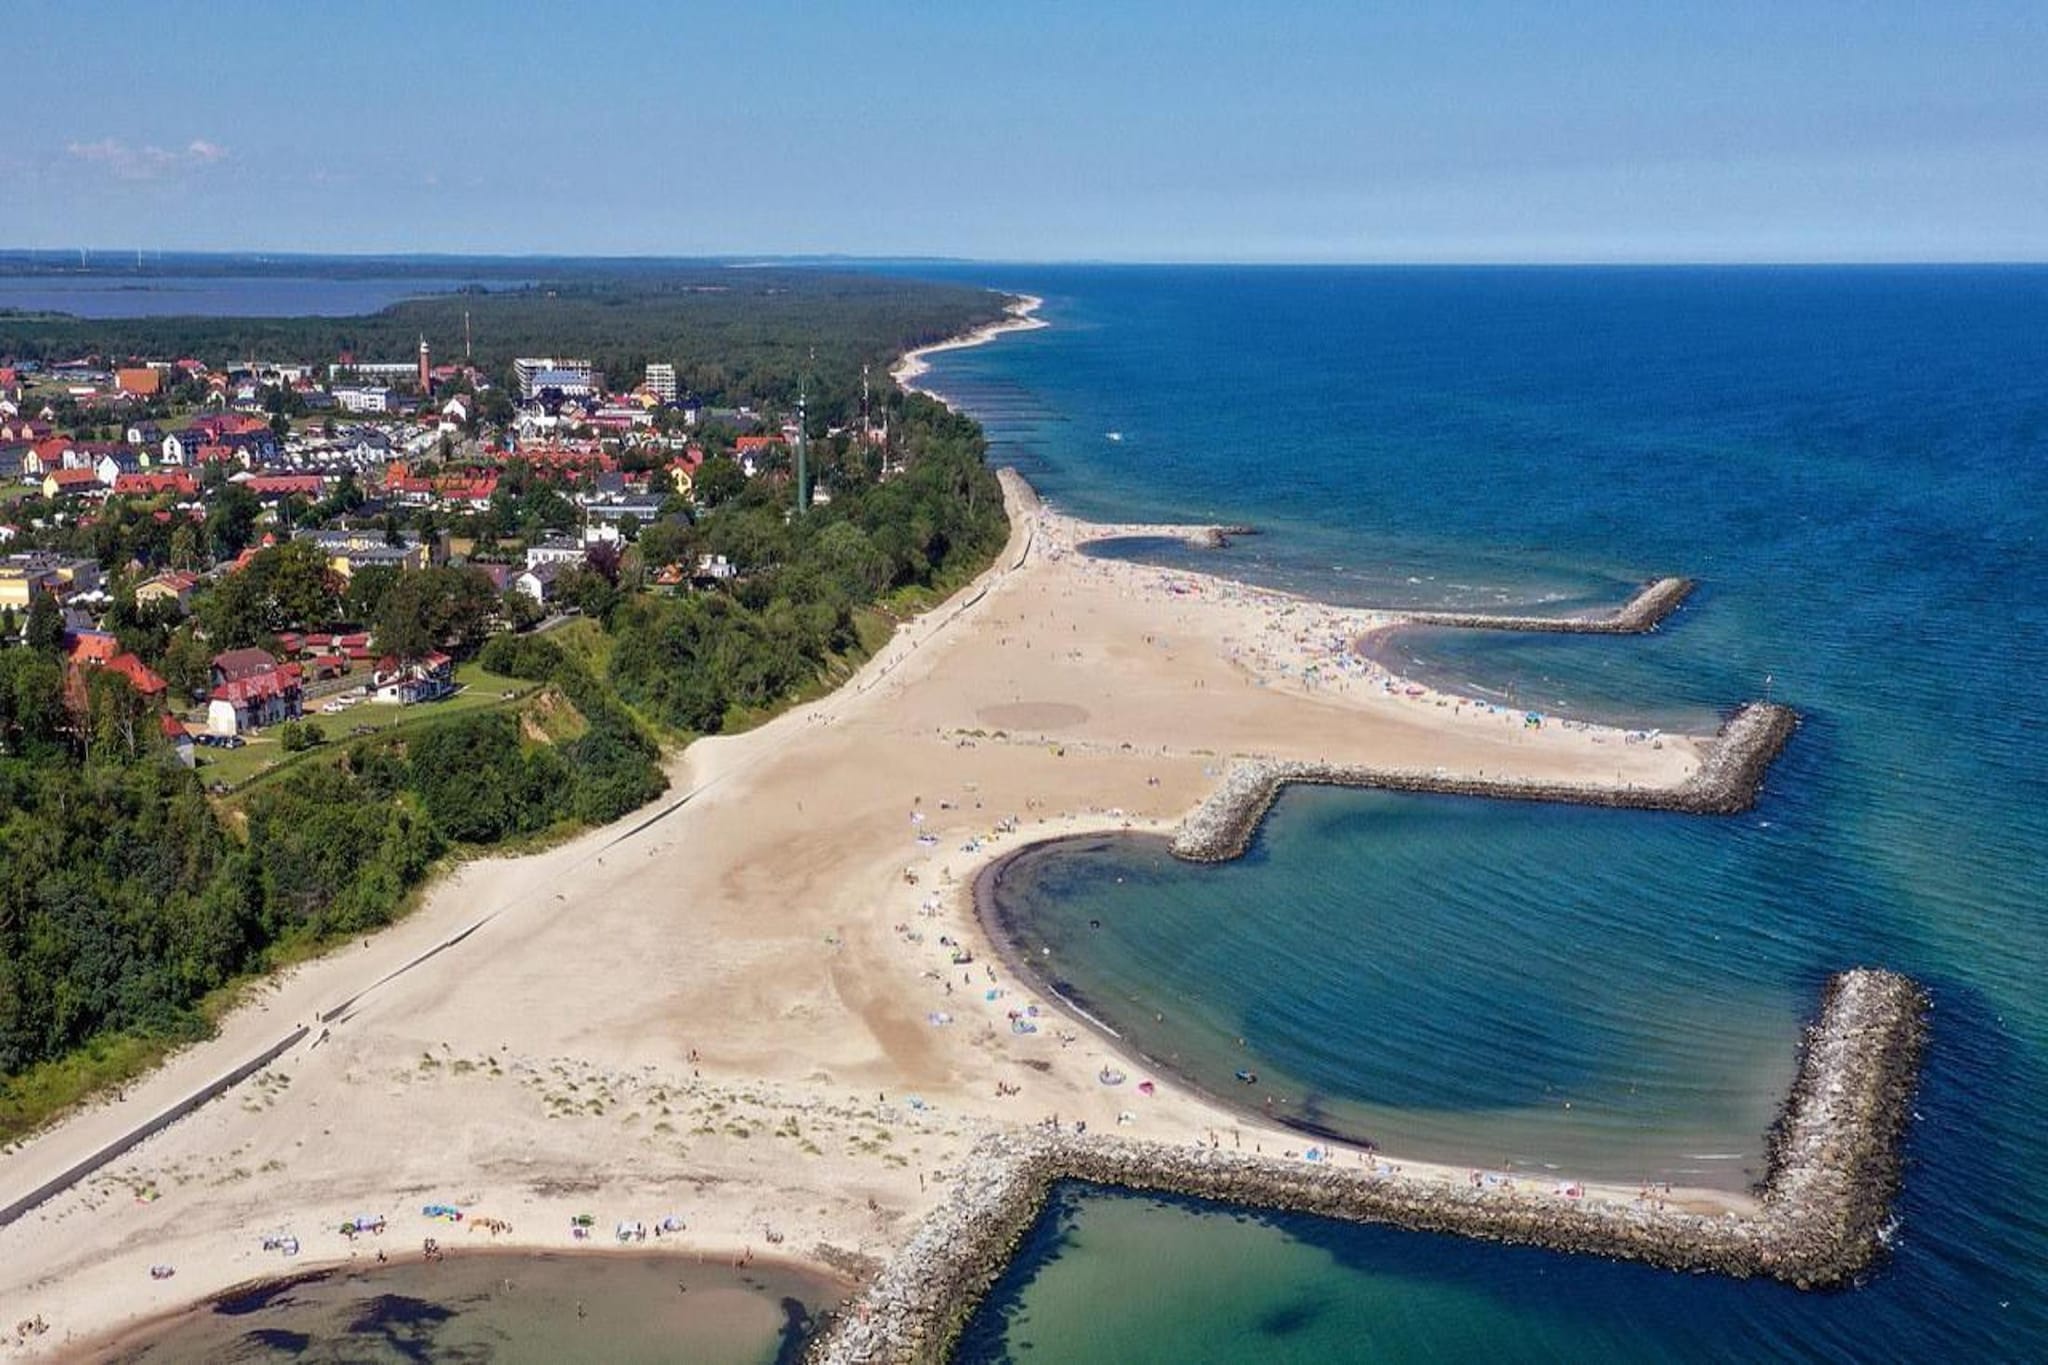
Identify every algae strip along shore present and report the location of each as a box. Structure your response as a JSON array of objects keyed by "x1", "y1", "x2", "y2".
[{"x1": 807, "y1": 968, "x2": 1930, "y2": 1365}]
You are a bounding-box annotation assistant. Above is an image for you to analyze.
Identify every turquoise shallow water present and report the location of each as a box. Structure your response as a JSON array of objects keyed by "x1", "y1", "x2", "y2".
[
  {"x1": 92, "y1": 1253, "x2": 833, "y2": 1363},
  {"x1": 902, "y1": 265, "x2": 2048, "y2": 1360}
]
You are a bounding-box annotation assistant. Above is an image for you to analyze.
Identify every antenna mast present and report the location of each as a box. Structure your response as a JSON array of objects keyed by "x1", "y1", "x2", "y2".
[{"x1": 795, "y1": 352, "x2": 810, "y2": 515}]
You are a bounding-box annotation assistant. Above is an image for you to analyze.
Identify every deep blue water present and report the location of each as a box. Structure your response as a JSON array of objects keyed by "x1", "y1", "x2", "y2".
[{"x1": 907, "y1": 266, "x2": 2048, "y2": 1360}]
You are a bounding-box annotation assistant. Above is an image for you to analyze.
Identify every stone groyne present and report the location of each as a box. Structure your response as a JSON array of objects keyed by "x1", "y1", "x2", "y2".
[
  {"x1": 1074, "y1": 522, "x2": 1258, "y2": 553},
  {"x1": 805, "y1": 968, "x2": 1927, "y2": 1364},
  {"x1": 1394, "y1": 575, "x2": 1695, "y2": 634},
  {"x1": 1168, "y1": 700, "x2": 1797, "y2": 863}
]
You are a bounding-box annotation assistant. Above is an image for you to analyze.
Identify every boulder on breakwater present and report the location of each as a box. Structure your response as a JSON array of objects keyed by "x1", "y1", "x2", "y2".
[
  {"x1": 1398, "y1": 576, "x2": 1695, "y2": 634},
  {"x1": 1167, "y1": 701, "x2": 1797, "y2": 863},
  {"x1": 804, "y1": 968, "x2": 1927, "y2": 1364}
]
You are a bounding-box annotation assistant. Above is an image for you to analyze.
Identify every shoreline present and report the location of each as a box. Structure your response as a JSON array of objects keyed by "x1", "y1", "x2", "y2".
[
  {"x1": 967, "y1": 704, "x2": 1796, "y2": 1183},
  {"x1": 808, "y1": 968, "x2": 1929, "y2": 1363},
  {"x1": 971, "y1": 833, "x2": 1434, "y2": 1169},
  {"x1": 0, "y1": 298, "x2": 1923, "y2": 1363},
  {"x1": 69, "y1": 1243, "x2": 852, "y2": 1361},
  {"x1": 890, "y1": 292, "x2": 1047, "y2": 399}
]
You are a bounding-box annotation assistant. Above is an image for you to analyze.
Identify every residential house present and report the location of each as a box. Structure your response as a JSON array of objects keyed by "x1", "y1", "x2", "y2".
[
  {"x1": 470, "y1": 562, "x2": 513, "y2": 593},
  {"x1": 370, "y1": 652, "x2": 454, "y2": 705},
  {"x1": 66, "y1": 630, "x2": 168, "y2": 702},
  {"x1": 524, "y1": 535, "x2": 586, "y2": 570},
  {"x1": 333, "y1": 386, "x2": 396, "y2": 414},
  {"x1": 42, "y1": 467, "x2": 104, "y2": 499},
  {"x1": 585, "y1": 498, "x2": 665, "y2": 528},
  {"x1": 0, "y1": 553, "x2": 98, "y2": 608},
  {"x1": 24, "y1": 438, "x2": 72, "y2": 477},
  {"x1": 211, "y1": 647, "x2": 283, "y2": 689},
  {"x1": 243, "y1": 473, "x2": 327, "y2": 500},
  {"x1": 94, "y1": 449, "x2": 143, "y2": 486},
  {"x1": 106, "y1": 651, "x2": 168, "y2": 700},
  {"x1": 115, "y1": 367, "x2": 162, "y2": 397},
  {"x1": 135, "y1": 568, "x2": 202, "y2": 609},
  {"x1": 512, "y1": 561, "x2": 561, "y2": 603},
  {"x1": 304, "y1": 528, "x2": 434, "y2": 577},
  {"x1": 161, "y1": 712, "x2": 195, "y2": 767},
  {"x1": 207, "y1": 658, "x2": 304, "y2": 735},
  {"x1": 115, "y1": 470, "x2": 199, "y2": 498}
]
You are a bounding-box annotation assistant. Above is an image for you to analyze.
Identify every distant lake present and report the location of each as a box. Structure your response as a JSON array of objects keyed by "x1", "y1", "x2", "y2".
[{"x1": 0, "y1": 275, "x2": 510, "y2": 319}]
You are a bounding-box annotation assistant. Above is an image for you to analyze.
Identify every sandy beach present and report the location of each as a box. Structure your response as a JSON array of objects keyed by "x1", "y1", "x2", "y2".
[
  {"x1": 891, "y1": 294, "x2": 1047, "y2": 397},
  {"x1": 1, "y1": 328, "x2": 1732, "y2": 1359}
]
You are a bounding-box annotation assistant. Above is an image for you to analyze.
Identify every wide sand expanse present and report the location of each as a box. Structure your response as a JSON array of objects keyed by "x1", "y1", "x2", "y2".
[{"x1": 0, "y1": 469, "x2": 1728, "y2": 1358}]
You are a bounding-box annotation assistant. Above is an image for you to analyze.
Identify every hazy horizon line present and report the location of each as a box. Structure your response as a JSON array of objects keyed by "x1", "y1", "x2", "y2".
[{"x1": 2, "y1": 248, "x2": 2046, "y2": 271}]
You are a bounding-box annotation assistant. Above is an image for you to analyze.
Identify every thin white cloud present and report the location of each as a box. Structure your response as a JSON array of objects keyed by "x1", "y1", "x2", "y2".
[{"x1": 65, "y1": 137, "x2": 230, "y2": 181}]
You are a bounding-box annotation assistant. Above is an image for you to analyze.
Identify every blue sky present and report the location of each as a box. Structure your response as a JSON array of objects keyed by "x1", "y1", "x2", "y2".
[{"x1": 9, "y1": 1, "x2": 2046, "y2": 262}]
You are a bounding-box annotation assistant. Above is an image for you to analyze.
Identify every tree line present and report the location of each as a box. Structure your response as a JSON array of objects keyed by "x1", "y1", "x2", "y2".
[{"x1": 0, "y1": 644, "x2": 664, "y2": 1081}]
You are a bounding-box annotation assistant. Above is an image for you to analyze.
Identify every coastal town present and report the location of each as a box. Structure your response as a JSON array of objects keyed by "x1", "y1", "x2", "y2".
[
  {"x1": 0, "y1": 340, "x2": 867, "y2": 770},
  {"x1": 0, "y1": 290, "x2": 1942, "y2": 1364}
]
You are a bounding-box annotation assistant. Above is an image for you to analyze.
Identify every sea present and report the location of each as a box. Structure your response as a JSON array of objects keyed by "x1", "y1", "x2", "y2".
[{"x1": 907, "y1": 265, "x2": 2048, "y2": 1361}]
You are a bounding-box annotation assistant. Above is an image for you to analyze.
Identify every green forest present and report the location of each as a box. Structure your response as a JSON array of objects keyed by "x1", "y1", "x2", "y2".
[
  {"x1": 0, "y1": 265, "x2": 1006, "y2": 412},
  {"x1": 0, "y1": 644, "x2": 664, "y2": 1089}
]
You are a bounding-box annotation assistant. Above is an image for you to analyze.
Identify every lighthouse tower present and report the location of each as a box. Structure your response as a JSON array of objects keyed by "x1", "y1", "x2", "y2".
[{"x1": 417, "y1": 335, "x2": 431, "y2": 394}]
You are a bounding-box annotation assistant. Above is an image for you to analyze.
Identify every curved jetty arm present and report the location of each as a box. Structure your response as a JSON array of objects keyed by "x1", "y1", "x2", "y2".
[
  {"x1": 1169, "y1": 702, "x2": 1798, "y2": 863},
  {"x1": 805, "y1": 969, "x2": 1928, "y2": 1365}
]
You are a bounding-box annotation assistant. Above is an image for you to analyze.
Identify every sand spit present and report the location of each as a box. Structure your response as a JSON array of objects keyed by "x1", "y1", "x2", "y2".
[
  {"x1": 806, "y1": 968, "x2": 1929, "y2": 1364},
  {"x1": 1394, "y1": 575, "x2": 1696, "y2": 633},
  {"x1": 1169, "y1": 700, "x2": 1797, "y2": 862}
]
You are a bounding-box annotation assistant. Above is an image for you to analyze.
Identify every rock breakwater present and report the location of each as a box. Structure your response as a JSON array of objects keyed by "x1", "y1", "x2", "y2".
[
  {"x1": 1169, "y1": 701, "x2": 1796, "y2": 862},
  {"x1": 1396, "y1": 575, "x2": 1695, "y2": 633},
  {"x1": 805, "y1": 969, "x2": 1927, "y2": 1364}
]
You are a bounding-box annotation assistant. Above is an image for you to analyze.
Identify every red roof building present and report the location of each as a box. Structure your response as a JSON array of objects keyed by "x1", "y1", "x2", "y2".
[
  {"x1": 65, "y1": 632, "x2": 169, "y2": 702},
  {"x1": 67, "y1": 632, "x2": 122, "y2": 667},
  {"x1": 44, "y1": 467, "x2": 104, "y2": 496},
  {"x1": 244, "y1": 474, "x2": 327, "y2": 497},
  {"x1": 106, "y1": 652, "x2": 168, "y2": 698},
  {"x1": 207, "y1": 661, "x2": 304, "y2": 734},
  {"x1": 115, "y1": 470, "x2": 199, "y2": 497},
  {"x1": 211, "y1": 647, "x2": 282, "y2": 687}
]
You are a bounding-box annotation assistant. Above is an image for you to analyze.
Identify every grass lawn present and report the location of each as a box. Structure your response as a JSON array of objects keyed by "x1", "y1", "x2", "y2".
[{"x1": 199, "y1": 661, "x2": 537, "y2": 796}]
